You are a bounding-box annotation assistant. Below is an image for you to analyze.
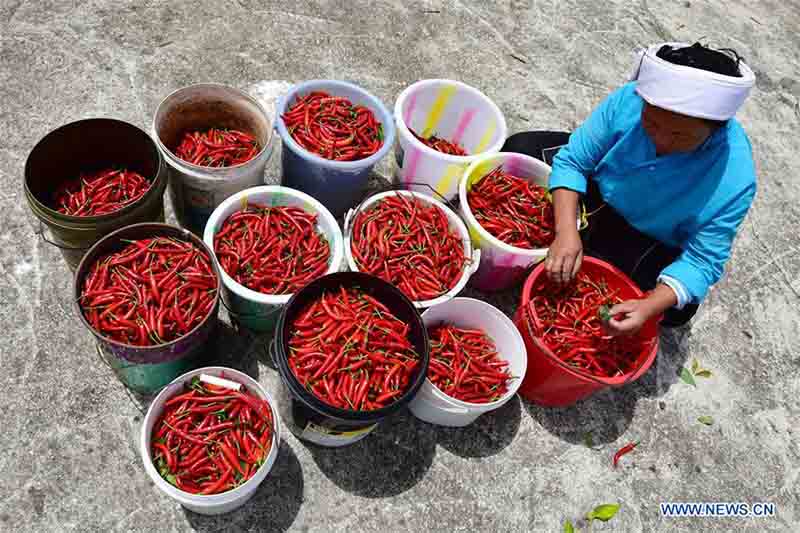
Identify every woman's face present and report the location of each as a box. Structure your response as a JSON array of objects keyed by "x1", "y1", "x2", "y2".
[{"x1": 641, "y1": 103, "x2": 715, "y2": 155}]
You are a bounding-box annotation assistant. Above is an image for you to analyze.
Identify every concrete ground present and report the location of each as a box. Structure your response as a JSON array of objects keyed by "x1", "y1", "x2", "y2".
[{"x1": 2, "y1": 1, "x2": 799, "y2": 531}]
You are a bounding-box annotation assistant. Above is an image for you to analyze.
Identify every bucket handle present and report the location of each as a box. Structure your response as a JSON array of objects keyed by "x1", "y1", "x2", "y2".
[
  {"x1": 34, "y1": 221, "x2": 91, "y2": 251},
  {"x1": 93, "y1": 343, "x2": 146, "y2": 413},
  {"x1": 519, "y1": 300, "x2": 650, "y2": 388}
]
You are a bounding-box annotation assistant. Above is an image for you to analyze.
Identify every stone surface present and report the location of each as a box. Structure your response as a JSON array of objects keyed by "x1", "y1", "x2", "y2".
[{"x1": 2, "y1": 1, "x2": 799, "y2": 532}]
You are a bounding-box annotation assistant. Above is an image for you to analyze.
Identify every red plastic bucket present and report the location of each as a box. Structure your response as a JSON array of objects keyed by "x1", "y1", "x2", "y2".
[{"x1": 512, "y1": 256, "x2": 659, "y2": 407}]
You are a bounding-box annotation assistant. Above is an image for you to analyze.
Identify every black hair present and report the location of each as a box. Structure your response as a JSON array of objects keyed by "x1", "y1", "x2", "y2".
[{"x1": 656, "y1": 42, "x2": 743, "y2": 77}]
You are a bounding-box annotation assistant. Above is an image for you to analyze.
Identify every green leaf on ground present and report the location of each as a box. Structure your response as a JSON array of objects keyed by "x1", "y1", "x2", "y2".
[
  {"x1": 587, "y1": 503, "x2": 620, "y2": 522},
  {"x1": 563, "y1": 519, "x2": 575, "y2": 533},
  {"x1": 695, "y1": 369, "x2": 712, "y2": 378},
  {"x1": 691, "y1": 359, "x2": 699, "y2": 374},
  {"x1": 679, "y1": 367, "x2": 696, "y2": 387},
  {"x1": 583, "y1": 432, "x2": 594, "y2": 448},
  {"x1": 697, "y1": 415, "x2": 714, "y2": 426}
]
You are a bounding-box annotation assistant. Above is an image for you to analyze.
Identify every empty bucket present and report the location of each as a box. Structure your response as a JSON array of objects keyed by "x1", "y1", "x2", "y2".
[{"x1": 394, "y1": 79, "x2": 507, "y2": 200}]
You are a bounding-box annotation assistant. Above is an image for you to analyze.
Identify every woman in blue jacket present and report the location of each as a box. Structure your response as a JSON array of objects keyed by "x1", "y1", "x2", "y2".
[{"x1": 504, "y1": 42, "x2": 756, "y2": 334}]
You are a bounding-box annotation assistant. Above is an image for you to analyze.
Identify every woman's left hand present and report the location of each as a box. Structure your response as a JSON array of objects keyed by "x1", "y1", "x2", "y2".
[{"x1": 603, "y1": 300, "x2": 653, "y2": 336}]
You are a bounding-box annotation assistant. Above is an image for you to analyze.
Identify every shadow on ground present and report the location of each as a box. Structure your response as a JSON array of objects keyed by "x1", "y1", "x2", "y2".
[
  {"x1": 306, "y1": 410, "x2": 437, "y2": 498},
  {"x1": 183, "y1": 440, "x2": 304, "y2": 533},
  {"x1": 306, "y1": 397, "x2": 522, "y2": 497},
  {"x1": 434, "y1": 394, "x2": 522, "y2": 458},
  {"x1": 522, "y1": 325, "x2": 693, "y2": 446}
]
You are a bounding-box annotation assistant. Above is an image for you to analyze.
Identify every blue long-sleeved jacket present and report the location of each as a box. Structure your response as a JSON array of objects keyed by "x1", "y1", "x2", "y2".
[{"x1": 549, "y1": 83, "x2": 756, "y2": 304}]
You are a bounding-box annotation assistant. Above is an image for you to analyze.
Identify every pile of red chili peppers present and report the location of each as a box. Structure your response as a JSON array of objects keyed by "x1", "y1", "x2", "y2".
[
  {"x1": 467, "y1": 166, "x2": 555, "y2": 249},
  {"x1": 281, "y1": 91, "x2": 383, "y2": 161},
  {"x1": 524, "y1": 272, "x2": 650, "y2": 378},
  {"x1": 54, "y1": 168, "x2": 151, "y2": 216},
  {"x1": 410, "y1": 128, "x2": 468, "y2": 156},
  {"x1": 79, "y1": 237, "x2": 217, "y2": 346},
  {"x1": 174, "y1": 128, "x2": 259, "y2": 167},
  {"x1": 151, "y1": 375, "x2": 274, "y2": 495},
  {"x1": 214, "y1": 203, "x2": 330, "y2": 295},
  {"x1": 428, "y1": 325, "x2": 512, "y2": 403},
  {"x1": 350, "y1": 194, "x2": 466, "y2": 301},
  {"x1": 288, "y1": 288, "x2": 421, "y2": 411}
]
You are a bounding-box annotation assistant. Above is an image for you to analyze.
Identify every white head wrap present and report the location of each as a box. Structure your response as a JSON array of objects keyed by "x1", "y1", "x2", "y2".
[{"x1": 630, "y1": 42, "x2": 756, "y2": 121}]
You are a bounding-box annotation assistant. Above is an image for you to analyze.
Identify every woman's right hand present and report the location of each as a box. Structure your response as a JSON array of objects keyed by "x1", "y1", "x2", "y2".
[{"x1": 545, "y1": 228, "x2": 583, "y2": 284}]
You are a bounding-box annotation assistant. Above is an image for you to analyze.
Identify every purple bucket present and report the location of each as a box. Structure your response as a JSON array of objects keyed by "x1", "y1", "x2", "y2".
[{"x1": 73, "y1": 223, "x2": 220, "y2": 395}]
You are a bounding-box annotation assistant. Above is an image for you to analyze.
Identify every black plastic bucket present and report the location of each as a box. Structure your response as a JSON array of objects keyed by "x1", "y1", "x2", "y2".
[
  {"x1": 24, "y1": 118, "x2": 167, "y2": 270},
  {"x1": 273, "y1": 272, "x2": 429, "y2": 447}
]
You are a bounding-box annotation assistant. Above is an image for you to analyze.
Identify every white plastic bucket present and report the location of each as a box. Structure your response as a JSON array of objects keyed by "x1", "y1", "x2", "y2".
[
  {"x1": 459, "y1": 151, "x2": 568, "y2": 292},
  {"x1": 140, "y1": 366, "x2": 282, "y2": 515},
  {"x1": 408, "y1": 298, "x2": 527, "y2": 427},
  {"x1": 153, "y1": 83, "x2": 274, "y2": 235},
  {"x1": 342, "y1": 190, "x2": 480, "y2": 309},
  {"x1": 203, "y1": 185, "x2": 344, "y2": 333},
  {"x1": 394, "y1": 79, "x2": 507, "y2": 200}
]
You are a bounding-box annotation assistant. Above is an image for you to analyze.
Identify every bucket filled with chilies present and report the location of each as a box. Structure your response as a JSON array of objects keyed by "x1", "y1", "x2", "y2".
[
  {"x1": 74, "y1": 223, "x2": 221, "y2": 394},
  {"x1": 513, "y1": 257, "x2": 660, "y2": 407},
  {"x1": 343, "y1": 190, "x2": 480, "y2": 309},
  {"x1": 459, "y1": 152, "x2": 584, "y2": 292},
  {"x1": 140, "y1": 367, "x2": 281, "y2": 515},
  {"x1": 153, "y1": 83, "x2": 274, "y2": 235},
  {"x1": 272, "y1": 272, "x2": 429, "y2": 447},
  {"x1": 393, "y1": 79, "x2": 508, "y2": 201},
  {"x1": 274, "y1": 79, "x2": 396, "y2": 217},
  {"x1": 408, "y1": 297, "x2": 527, "y2": 427},
  {"x1": 24, "y1": 118, "x2": 167, "y2": 270},
  {"x1": 203, "y1": 185, "x2": 345, "y2": 333}
]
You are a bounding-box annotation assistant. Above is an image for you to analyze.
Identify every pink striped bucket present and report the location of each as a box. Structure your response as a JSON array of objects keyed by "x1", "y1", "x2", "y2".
[{"x1": 393, "y1": 79, "x2": 507, "y2": 200}]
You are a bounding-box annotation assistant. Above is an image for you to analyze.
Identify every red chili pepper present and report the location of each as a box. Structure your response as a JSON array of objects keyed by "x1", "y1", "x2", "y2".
[
  {"x1": 467, "y1": 166, "x2": 555, "y2": 249},
  {"x1": 613, "y1": 441, "x2": 639, "y2": 468},
  {"x1": 54, "y1": 168, "x2": 151, "y2": 217},
  {"x1": 288, "y1": 287, "x2": 420, "y2": 411},
  {"x1": 350, "y1": 194, "x2": 466, "y2": 302},
  {"x1": 409, "y1": 128, "x2": 468, "y2": 156},
  {"x1": 523, "y1": 272, "x2": 649, "y2": 378},
  {"x1": 78, "y1": 237, "x2": 216, "y2": 346},
  {"x1": 174, "y1": 128, "x2": 259, "y2": 168},
  {"x1": 282, "y1": 91, "x2": 383, "y2": 161}
]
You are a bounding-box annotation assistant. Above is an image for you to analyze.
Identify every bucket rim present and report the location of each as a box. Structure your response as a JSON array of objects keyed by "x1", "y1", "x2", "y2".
[
  {"x1": 24, "y1": 117, "x2": 167, "y2": 224},
  {"x1": 342, "y1": 189, "x2": 479, "y2": 309},
  {"x1": 394, "y1": 78, "x2": 509, "y2": 163},
  {"x1": 519, "y1": 256, "x2": 660, "y2": 386},
  {"x1": 152, "y1": 82, "x2": 274, "y2": 175},
  {"x1": 203, "y1": 185, "x2": 345, "y2": 306},
  {"x1": 73, "y1": 222, "x2": 222, "y2": 351},
  {"x1": 140, "y1": 366, "x2": 281, "y2": 505},
  {"x1": 274, "y1": 271, "x2": 430, "y2": 422},
  {"x1": 420, "y1": 297, "x2": 527, "y2": 409},
  {"x1": 459, "y1": 151, "x2": 558, "y2": 258},
  {"x1": 274, "y1": 79, "x2": 397, "y2": 170}
]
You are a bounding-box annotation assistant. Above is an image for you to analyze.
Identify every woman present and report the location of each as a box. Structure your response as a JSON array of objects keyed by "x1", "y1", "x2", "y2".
[{"x1": 504, "y1": 42, "x2": 756, "y2": 335}]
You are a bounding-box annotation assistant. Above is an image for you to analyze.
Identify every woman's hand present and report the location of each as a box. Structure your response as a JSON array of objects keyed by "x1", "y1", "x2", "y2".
[
  {"x1": 545, "y1": 229, "x2": 583, "y2": 284},
  {"x1": 603, "y1": 300, "x2": 652, "y2": 336},
  {"x1": 603, "y1": 284, "x2": 680, "y2": 336}
]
